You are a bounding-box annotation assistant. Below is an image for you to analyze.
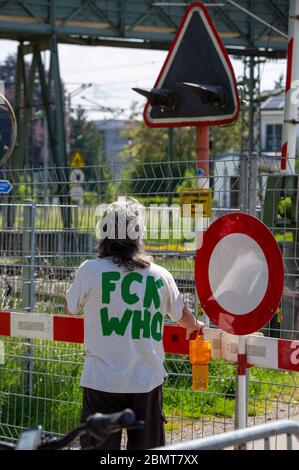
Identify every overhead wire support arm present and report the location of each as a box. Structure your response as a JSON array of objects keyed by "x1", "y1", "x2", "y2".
[{"x1": 226, "y1": 0, "x2": 288, "y2": 39}]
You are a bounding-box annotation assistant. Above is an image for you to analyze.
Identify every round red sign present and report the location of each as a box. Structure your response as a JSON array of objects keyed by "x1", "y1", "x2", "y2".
[{"x1": 195, "y1": 213, "x2": 284, "y2": 335}]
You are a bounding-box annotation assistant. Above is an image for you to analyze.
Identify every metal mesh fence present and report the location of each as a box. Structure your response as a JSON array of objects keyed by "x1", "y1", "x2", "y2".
[{"x1": 0, "y1": 156, "x2": 298, "y2": 446}]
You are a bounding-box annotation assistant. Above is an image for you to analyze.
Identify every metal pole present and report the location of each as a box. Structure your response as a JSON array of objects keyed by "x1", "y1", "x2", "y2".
[
  {"x1": 240, "y1": 150, "x2": 259, "y2": 438},
  {"x1": 245, "y1": 49, "x2": 258, "y2": 433},
  {"x1": 22, "y1": 200, "x2": 36, "y2": 312},
  {"x1": 235, "y1": 151, "x2": 252, "y2": 447},
  {"x1": 239, "y1": 153, "x2": 248, "y2": 212},
  {"x1": 236, "y1": 151, "x2": 247, "y2": 438},
  {"x1": 235, "y1": 152, "x2": 259, "y2": 446},
  {"x1": 235, "y1": 55, "x2": 257, "y2": 439},
  {"x1": 195, "y1": 126, "x2": 210, "y2": 189},
  {"x1": 22, "y1": 200, "x2": 36, "y2": 396},
  {"x1": 43, "y1": 116, "x2": 49, "y2": 205},
  {"x1": 248, "y1": 56, "x2": 255, "y2": 156},
  {"x1": 281, "y1": 0, "x2": 299, "y2": 173},
  {"x1": 248, "y1": 152, "x2": 258, "y2": 216},
  {"x1": 167, "y1": 127, "x2": 174, "y2": 206},
  {"x1": 236, "y1": 335, "x2": 247, "y2": 430},
  {"x1": 195, "y1": 126, "x2": 210, "y2": 325}
]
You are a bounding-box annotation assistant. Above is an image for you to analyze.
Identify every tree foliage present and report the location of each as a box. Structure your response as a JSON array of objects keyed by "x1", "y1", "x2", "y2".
[
  {"x1": 210, "y1": 119, "x2": 242, "y2": 159},
  {"x1": 121, "y1": 103, "x2": 196, "y2": 163},
  {"x1": 70, "y1": 106, "x2": 103, "y2": 167},
  {"x1": 69, "y1": 106, "x2": 111, "y2": 195},
  {"x1": 119, "y1": 102, "x2": 242, "y2": 194}
]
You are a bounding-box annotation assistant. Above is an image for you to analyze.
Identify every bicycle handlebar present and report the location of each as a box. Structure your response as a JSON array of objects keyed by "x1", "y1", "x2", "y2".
[
  {"x1": 86, "y1": 408, "x2": 136, "y2": 439},
  {"x1": 42, "y1": 408, "x2": 137, "y2": 450}
]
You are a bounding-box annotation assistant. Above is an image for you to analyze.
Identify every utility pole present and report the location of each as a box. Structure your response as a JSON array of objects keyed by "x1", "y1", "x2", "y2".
[
  {"x1": 66, "y1": 83, "x2": 92, "y2": 160},
  {"x1": 43, "y1": 116, "x2": 49, "y2": 204},
  {"x1": 167, "y1": 127, "x2": 173, "y2": 206}
]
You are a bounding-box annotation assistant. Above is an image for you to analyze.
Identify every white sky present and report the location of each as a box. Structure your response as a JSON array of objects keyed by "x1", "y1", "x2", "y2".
[{"x1": 0, "y1": 38, "x2": 286, "y2": 121}]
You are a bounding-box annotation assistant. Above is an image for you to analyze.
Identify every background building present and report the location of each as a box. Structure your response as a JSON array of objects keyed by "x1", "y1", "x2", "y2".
[
  {"x1": 214, "y1": 91, "x2": 299, "y2": 210},
  {"x1": 95, "y1": 119, "x2": 135, "y2": 178}
]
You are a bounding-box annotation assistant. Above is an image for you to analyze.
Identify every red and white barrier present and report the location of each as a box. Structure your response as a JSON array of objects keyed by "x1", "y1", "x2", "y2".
[{"x1": 0, "y1": 311, "x2": 298, "y2": 372}]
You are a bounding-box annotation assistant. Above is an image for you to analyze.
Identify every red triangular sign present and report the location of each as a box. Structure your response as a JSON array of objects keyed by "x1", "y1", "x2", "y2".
[{"x1": 143, "y1": 2, "x2": 240, "y2": 128}]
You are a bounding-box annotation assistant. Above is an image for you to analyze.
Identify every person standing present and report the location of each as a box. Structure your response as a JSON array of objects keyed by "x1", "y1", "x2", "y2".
[{"x1": 65, "y1": 198, "x2": 204, "y2": 449}]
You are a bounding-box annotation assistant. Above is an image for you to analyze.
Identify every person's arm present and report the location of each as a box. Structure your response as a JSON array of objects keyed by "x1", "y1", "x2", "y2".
[
  {"x1": 177, "y1": 305, "x2": 205, "y2": 340},
  {"x1": 162, "y1": 271, "x2": 205, "y2": 338},
  {"x1": 64, "y1": 299, "x2": 79, "y2": 316},
  {"x1": 65, "y1": 262, "x2": 88, "y2": 315}
]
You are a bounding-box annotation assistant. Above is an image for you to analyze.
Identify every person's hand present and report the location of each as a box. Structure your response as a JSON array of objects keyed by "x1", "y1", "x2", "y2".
[
  {"x1": 177, "y1": 305, "x2": 205, "y2": 340},
  {"x1": 185, "y1": 318, "x2": 205, "y2": 340}
]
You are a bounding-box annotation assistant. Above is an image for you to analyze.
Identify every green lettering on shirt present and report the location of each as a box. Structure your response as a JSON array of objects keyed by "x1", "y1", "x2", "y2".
[
  {"x1": 99, "y1": 272, "x2": 164, "y2": 341},
  {"x1": 151, "y1": 311, "x2": 163, "y2": 341},
  {"x1": 143, "y1": 276, "x2": 164, "y2": 309},
  {"x1": 121, "y1": 272, "x2": 143, "y2": 304},
  {"x1": 102, "y1": 271, "x2": 120, "y2": 304},
  {"x1": 131, "y1": 309, "x2": 151, "y2": 339},
  {"x1": 100, "y1": 307, "x2": 133, "y2": 336}
]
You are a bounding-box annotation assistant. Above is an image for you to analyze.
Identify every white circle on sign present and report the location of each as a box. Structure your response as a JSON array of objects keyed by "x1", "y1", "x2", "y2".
[
  {"x1": 208, "y1": 233, "x2": 269, "y2": 315},
  {"x1": 70, "y1": 169, "x2": 85, "y2": 184}
]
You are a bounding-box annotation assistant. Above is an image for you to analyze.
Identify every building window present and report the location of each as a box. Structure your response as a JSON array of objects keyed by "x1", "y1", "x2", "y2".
[{"x1": 266, "y1": 124, "x2": 282, "y2": 151}]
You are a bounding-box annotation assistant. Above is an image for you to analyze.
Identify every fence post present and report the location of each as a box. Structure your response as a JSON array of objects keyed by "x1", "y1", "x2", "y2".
[
  {"x1": 239, "y1": 153, "x2": 248, "y2": 212},
  {"x1": 234, "y1": 154, "x2": 248, "y2": 445},
  {"x1": 22, "y1": 200, "x2": 36, "y2": 311},
  {"x1": 234, "y1": 152, "x2": 257, "y2": 448},
  {"x1": 248, "y1": 152, "x2": 258, "y2": 217},
  {"x1": 22, "y1": 199, "x2": 36, "y2": 396},
  {"x1": 235, "y1": 152, "x2": 259, "y2": 447}
]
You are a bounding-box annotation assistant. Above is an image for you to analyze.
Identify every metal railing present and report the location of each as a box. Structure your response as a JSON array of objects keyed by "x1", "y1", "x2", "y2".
[{"x1": 158, "y1": 419, "x2": 299, "y2": 450}]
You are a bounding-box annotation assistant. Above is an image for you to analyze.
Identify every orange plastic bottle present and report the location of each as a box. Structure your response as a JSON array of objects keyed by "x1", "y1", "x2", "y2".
[{"x1": 189, "y1": 333, "x2": 212, "y2": 391}]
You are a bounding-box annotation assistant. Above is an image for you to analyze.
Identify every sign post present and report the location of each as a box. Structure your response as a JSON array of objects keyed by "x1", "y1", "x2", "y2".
[
  {"x1": 134, "y1": 1, "x2": 240, "y2": 330},
  {"x1": 69, "y1": 150, "x2": 86, "y2": 228},
  {"x1": 195, "y1": 125, "x2": 210, "y2": 325},
  {"x1": 195, "y1": 126, "x2": 210, "y2": 188},
  {"x1": 195, "y1": 212, "x2": 284, "y2": 438}
]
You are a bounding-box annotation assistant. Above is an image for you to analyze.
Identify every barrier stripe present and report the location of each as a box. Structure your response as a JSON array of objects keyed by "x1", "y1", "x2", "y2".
[
  {"x1": 281, "y1": 141, "x2": 288, "y2": 171},
  {"x1": 163, "y1": 324, "x2": 190, "y2": 355},
  {"x1": 278, "y1": 339, "x2": 299, "y2": 372},
  {"x1": 10, "y1": 313, "x2": 53, "y2": 340},
  {"x1": 0, "y1": 311, "x2": 299, "y2": 372},
  {"x1": 53, "y1": 315, "x2": 84, "y2": 343},
  {"x1": 0, "y1": 311, "x2": 10, "y2": 336}
]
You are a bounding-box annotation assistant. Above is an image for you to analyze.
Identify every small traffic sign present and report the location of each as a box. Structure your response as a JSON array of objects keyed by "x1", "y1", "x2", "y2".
[
  {"x1": 195, "y1": 213, "x2": 284, "y2": 335},
  {"x1": 70, "y1": 168, "x2": 85, "y2": 184},
  {"x1": 196, "y1": 168, "x2": 205, "y2": 177},
  {"x1": 180, "y1": 188, "x2": 212, "y2": 218},
  {"x1": 140, "y1": 2, "x2": 239, "y2": 128},
  {"x1": 70, "y1": 150, "x2": 85, "y2": 168},
  {"x1": 0, "y1": 180, "x2": 12, "y2": 194}
]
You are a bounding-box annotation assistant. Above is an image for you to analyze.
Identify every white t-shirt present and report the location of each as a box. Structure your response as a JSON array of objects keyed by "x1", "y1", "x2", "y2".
[{"x1": 65, "y1": 258, "x2": 184, "y2": 393}]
